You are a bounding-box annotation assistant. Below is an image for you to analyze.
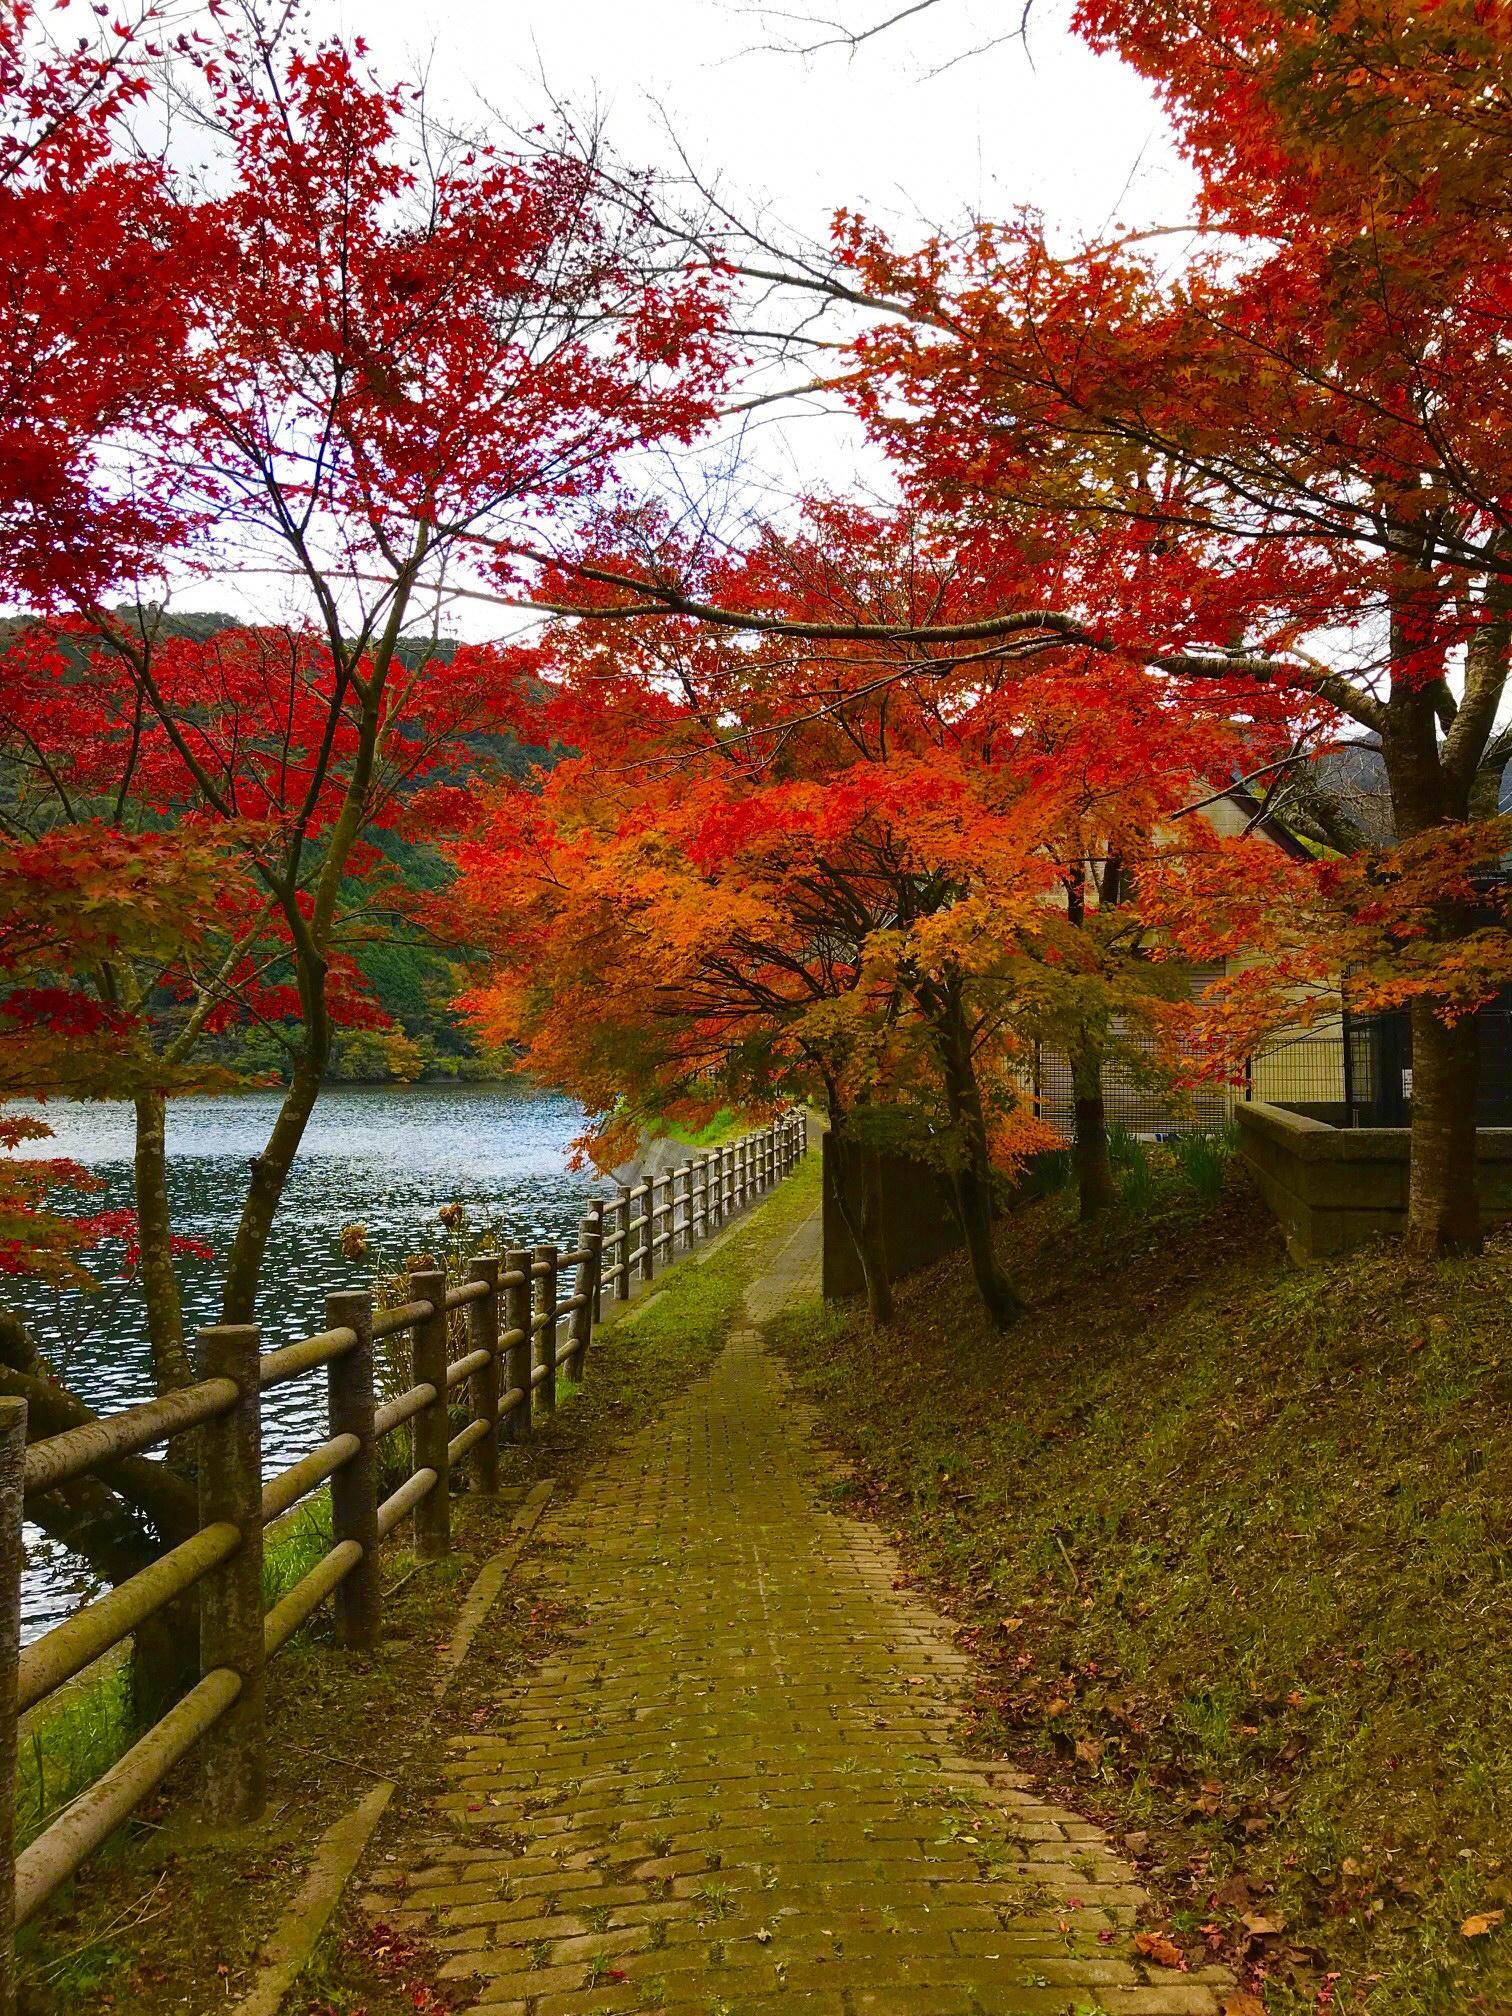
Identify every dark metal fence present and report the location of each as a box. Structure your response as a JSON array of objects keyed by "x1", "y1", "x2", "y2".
[
  {"x1": 1031, "y1": 1039, "x2": 1235, "y2": 1139},
  {"x1": 1339, "y1": 1006, "x2": 1512, "y2": 1128}
]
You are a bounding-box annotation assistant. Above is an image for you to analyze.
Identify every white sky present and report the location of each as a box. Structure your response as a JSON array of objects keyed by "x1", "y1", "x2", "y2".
[
  {"x1": 194, "y1": 0, "x2": 1193, "y2": 634},
  {"x1": 308, "y1": 0, "x2": 1190, "y2": 246}
]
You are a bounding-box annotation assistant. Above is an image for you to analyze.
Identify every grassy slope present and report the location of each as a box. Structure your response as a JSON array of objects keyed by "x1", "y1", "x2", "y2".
[{"x1": 770, "y1": 1158, "x2": 1512, "y2": 2016}]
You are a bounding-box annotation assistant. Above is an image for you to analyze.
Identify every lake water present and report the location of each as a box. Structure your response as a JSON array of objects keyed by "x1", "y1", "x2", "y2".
[{"x1": 10, "y1": 1083, "x2": 613, "y2": 1643}]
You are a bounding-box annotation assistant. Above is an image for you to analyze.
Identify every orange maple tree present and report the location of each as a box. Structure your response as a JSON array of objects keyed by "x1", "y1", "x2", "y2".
[{"x1": 452, "y1": 507, "x2": 1276, "y2": 1323}]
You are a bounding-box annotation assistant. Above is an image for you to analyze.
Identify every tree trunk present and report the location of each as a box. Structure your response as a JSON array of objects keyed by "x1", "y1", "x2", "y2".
[
  {"x1": 829, "y1": 1131, "x2": 895, "y2": 1326},
  {"x1": 133, "y1": 1089, "x2": 192, "y2": 1390},
  {"x1": 934, "y1": 981, "x2": 1024, "y2": 1330},
  {"x1": 1406, "y1": 1004, "x2": 1481, "y2": 1258},
  {"x1": 1071, "y1": 1039, "x2": 1116, "y2": 1220},
  {"x1": 950, "y1": 1154, "x2": 1022, "y2": 1329},
  {"x1": 219, "y1": 1046, "x2": 326, "y2": 1323},
  {"x1": 1380, "y1": 669, "x2": 1483, "y2": 1258}
]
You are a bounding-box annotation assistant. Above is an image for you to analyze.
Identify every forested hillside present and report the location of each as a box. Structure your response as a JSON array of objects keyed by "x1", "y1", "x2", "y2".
[{"x1": 0, "y1": 610, "x2": 545, "y2": 1085}]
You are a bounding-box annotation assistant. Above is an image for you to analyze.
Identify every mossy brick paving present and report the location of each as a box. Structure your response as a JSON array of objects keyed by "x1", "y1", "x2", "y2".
[{"x1": 363, "y1": 1210, "x2": 1231, "y2": 2016}]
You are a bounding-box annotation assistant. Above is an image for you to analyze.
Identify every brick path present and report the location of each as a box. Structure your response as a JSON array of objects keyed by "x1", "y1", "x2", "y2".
[{"x1": 365, "y1": 1206, "x2": 1230, "y2": 2016}]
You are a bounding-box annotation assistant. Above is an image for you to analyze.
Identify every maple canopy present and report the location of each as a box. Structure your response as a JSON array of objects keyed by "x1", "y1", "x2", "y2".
[
  {"x1": 451, "y1": 505, "x2": 1283, "y2": 1320},
  {"x1": 507, "y1": 0, "x2": 1512, "y2": 1259}
]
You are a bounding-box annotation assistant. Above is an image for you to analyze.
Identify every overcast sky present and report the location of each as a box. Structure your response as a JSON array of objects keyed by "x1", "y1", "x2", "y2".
[
  {"x1": 310, "y1": 0, "x2": 1188, "y2": 248},
  {"x1": 208, "y1": 0, "x2": 1193, "y2": 633}
]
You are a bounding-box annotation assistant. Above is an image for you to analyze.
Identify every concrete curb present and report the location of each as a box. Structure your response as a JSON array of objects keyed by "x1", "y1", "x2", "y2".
[
  {"x1": 229, "y1": 1780, "x2": 394, "y2": 2016},
  {"x1": 228, "y1": 1480, "x2": 556, "y2": 2016}
]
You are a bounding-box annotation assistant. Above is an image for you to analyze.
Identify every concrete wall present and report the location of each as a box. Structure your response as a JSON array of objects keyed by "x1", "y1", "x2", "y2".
[
  {"x1": 822, "y1": 1135, "x2": 1064, "y2": 1299},
  {"x1": 821, "y1": 1135, "x2": 963, "y2": 1300},
  {"x1": 1237, "y1": 1101, "x2": 1512, "y2": 1261}
]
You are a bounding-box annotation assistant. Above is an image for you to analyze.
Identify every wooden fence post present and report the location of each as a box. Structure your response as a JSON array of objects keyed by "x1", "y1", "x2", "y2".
[
  {"x1": 614, "y1": 1189, "x2": 632, "y2": 1301},
  {"x1": 0, "y1": 1396, "x2": 25, "y2": 2016},
  {"x1": 195, "y1": 1323, "x2": 265, "y2": 1824},
  {"x1": 408, "y1": 1269, "x2": 450, "y2": 1561},
  {"x1": 467, "y1": 1255, "x2": 501, "y2": 1495},
  {"x1": 325, "y1": 1291, "x2": 380, "y2": 1651},
  {"x1": 504, "y1": 1248, "x2": 532, "y2": 1446},
  {"x1": 568, "y1": 1215, "x2": 600, "y2": 1379},
  {"x1": 642, "y1": 1181, "x2": 657, "y2": 1285},
  {"x1": 534, "y1": 1244, "x2": 558, "y2": 1421},
  {"x1": 587, "y1": 1202, "x2": 606, "y2": 1321}
]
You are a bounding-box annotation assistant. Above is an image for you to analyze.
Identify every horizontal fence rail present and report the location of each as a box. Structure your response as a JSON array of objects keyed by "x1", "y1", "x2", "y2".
[{"x1": 0, "y1": 1111, "x2": 808, "y2": 2010}]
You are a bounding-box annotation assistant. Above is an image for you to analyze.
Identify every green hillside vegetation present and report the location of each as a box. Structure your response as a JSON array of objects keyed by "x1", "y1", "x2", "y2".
[
  {"x1": 770, "y1": 1149, "x2": 1512, "y2": 2016},
  {"x1": 13, "y1": 611, "x2": 552, "y2": 1086}
]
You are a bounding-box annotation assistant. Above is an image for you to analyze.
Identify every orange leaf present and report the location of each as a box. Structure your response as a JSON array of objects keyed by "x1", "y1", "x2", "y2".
[
  {"x1": 1461, "y1": 1910, "x2": 1505, "y2": 1939},
  {"x1": 1134, "y1": 1930, "x2": 1188, "y2": 1969}
]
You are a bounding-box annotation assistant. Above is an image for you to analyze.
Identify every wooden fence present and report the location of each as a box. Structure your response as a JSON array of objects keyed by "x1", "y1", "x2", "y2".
[{"x1": 0, "y1": 1111, "x2": 808, "y2": 2011}]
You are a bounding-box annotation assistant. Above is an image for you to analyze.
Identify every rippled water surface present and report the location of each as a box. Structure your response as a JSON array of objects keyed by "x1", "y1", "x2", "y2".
[{"x1": 12, "y1": 1083, "x2": 611, "y2": 1642}]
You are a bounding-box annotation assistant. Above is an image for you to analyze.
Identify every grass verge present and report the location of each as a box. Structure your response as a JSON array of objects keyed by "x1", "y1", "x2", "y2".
[
  {"x1": 490, "y1": 1144, "x2": 820, "y2": 1500},
  {"x1": 768, "y1": 1153, "x2": 1512, "y2": 2016},
  {"x1": 15, "y1": 1495, "x2": 341, "y2": 1859}
]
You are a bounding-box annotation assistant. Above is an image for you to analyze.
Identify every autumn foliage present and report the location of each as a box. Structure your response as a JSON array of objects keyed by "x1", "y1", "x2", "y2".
[
  {"x1": 7, "y1": 0, "x2": 1512, "y2": 1338},
  {"x1": 451, "y1": 508, "x2": 1291, "y2": 1321}
]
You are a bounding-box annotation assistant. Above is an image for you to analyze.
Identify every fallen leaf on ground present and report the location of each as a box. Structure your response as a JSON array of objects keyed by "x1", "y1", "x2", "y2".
[
  {"x1": 1134, "y1": 1930, "x2": 1188, "y2": 1969},
  {"x1": 1242, "y1": 1912, "x2": 1286, "y2": 1938},
  {"x1": 1223, "y1": 1997, "x2": 1267, "y2": 2016},
  {"x1": 1461, "y1": 1910, "x2": 1505, "y2": 1938}
]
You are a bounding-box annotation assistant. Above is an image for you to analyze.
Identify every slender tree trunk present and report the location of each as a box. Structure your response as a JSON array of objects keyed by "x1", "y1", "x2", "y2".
[
  {"x1": 1070, "y1": 1038, "x2": 1116, "y2": 1220},
  {"x1": 133, "y1": 1089, "x2": 192, "y2": 1390},
  {"x1": 1405, "y1": 1004, "x2": 1481, "y2": 1258},
  {"x1": 934, "y1": 983, "x2": 1024, "y2": 1330},
  {"x1": 829, "y1": 1127, "x2": 895, "y2": 1326},
  {"x1": 220, "y1": 1046, "x2": 326, "y2": 1323},
  {"x1": 950, "y1": 1155, "x2": 1021, "y2": 1329},
  {"x1": 1381, "y1": 661, "x2": 1483, "y2": 1257}
]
